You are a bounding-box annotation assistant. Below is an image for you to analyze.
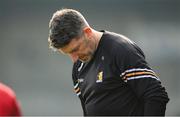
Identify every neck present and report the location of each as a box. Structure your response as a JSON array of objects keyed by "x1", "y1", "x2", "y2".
[{"x1": 93, "y1": 30, "x2": 103, "y2": 50}]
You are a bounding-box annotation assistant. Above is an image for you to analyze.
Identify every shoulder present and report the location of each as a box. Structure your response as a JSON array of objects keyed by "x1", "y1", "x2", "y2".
[
  {"x1": 103, "y1": 31, "x2": 146, "y2": 67},
  {"x1": 102, "y1": 31, "x2": 143, "y2": 57},
  {"x1": 0, "y1": 83, "x2": 16, "y2": 99},
  {"x1": 0, "y1": 83, "x2": 21, "y2": 116}
]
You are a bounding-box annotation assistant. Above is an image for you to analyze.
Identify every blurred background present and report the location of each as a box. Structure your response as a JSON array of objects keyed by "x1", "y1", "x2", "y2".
[{"x1": 0, "y1": 0, "x2": 180, "y2": 116}]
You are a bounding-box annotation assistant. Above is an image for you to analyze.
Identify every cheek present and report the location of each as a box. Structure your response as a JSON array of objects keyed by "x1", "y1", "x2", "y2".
[
  {"x1": 78, "y1": 41, "x2": 94, "y2": 55},
  {"x1": 78, "y1": 44, "x2": 88, "y2": 53},
  {"x1": 87, "y1": 43, "x2": 96, "y2": 54}
]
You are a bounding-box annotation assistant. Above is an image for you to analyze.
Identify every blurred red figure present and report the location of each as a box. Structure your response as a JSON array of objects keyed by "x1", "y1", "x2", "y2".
[{"x1": 0, "y1": 83, "x2": 21, "y2": 116}]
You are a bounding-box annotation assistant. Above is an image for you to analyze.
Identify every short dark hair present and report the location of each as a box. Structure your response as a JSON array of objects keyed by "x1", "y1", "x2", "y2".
[{"x1": 48, "y1": 8, "x2": 89, "y2": 49}]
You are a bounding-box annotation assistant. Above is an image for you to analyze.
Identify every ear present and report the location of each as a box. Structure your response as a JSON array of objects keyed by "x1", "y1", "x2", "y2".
[{"x1": 83, "y1": 27, "x2": 92, "y2": 37}]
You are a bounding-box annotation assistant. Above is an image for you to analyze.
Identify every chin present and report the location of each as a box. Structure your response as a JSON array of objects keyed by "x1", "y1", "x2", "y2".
[
  {"x1": 80, "y1": 59, "x2": 89, "y2": 63},
  {"x1": 80, "y1": 57, "x2": 91, "y2": 63}
]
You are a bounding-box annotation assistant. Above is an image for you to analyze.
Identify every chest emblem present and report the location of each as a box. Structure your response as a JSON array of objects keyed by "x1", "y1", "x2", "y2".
[{"x1": 96, "y1": 71, "x2": 103, "y2": 83}]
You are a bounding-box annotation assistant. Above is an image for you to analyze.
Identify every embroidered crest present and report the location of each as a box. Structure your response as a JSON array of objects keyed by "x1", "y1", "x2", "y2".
[{"x1": 96, "y1": 71, "x2": 103, "y2": 83}]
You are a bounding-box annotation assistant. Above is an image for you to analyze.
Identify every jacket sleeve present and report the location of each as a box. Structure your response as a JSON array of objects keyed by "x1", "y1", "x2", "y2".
[
  {"x1": 72, "y1": 62, "x2": 87, "y2": 116},
  {"x1": 114, "y1": 41, "x2": 169, "y2": 116}
]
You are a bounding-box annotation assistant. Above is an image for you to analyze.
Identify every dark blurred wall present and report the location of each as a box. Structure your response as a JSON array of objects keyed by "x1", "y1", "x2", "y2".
[{"x1": 0, "y1": 0, "x2": 180, "y2": 115}]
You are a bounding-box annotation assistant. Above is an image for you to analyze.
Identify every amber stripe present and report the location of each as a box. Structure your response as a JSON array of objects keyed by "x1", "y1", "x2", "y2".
[
  {"x1": 74, "y1": 87, "x2": 80, "y2": 93},
  {"x1": 123, "y1": 71, "x2": 157, "y2": 80}
]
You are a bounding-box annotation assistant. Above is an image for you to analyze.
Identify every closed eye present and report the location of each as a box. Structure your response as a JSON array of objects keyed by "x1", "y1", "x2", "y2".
[{"x1": 69, "y1": 46, "x2": 80, "y2": 54}]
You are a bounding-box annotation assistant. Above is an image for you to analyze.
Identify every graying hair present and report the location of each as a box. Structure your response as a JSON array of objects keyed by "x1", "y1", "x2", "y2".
[{"x1": 48, "y1": 8, "x2": 89, "y2": 50}]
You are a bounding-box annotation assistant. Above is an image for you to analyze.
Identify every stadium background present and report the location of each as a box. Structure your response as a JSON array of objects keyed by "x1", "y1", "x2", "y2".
[{"x1": 0, "y1": 0, "x2": 180, "y2": 115}]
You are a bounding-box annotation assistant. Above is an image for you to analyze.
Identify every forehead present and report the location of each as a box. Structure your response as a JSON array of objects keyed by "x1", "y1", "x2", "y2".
[{"x1": 59, "y1": 38, "x2": 82, "y2": 54}]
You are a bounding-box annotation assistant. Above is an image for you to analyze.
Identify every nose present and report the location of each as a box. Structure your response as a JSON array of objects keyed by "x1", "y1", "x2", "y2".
[{"x1": 69, "y1": 53, "x2": 79, "y2": 63}]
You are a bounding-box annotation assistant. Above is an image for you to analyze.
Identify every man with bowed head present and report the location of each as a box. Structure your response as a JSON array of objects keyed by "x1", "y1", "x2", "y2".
[{"x1": 48, "y1": 8, "x2": 169, "y2": 116}]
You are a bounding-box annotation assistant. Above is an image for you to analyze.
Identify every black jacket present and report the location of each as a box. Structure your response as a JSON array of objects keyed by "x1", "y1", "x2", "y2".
[{"x1": 72, "y1": 31, "x2": 169, "y2": 116}]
